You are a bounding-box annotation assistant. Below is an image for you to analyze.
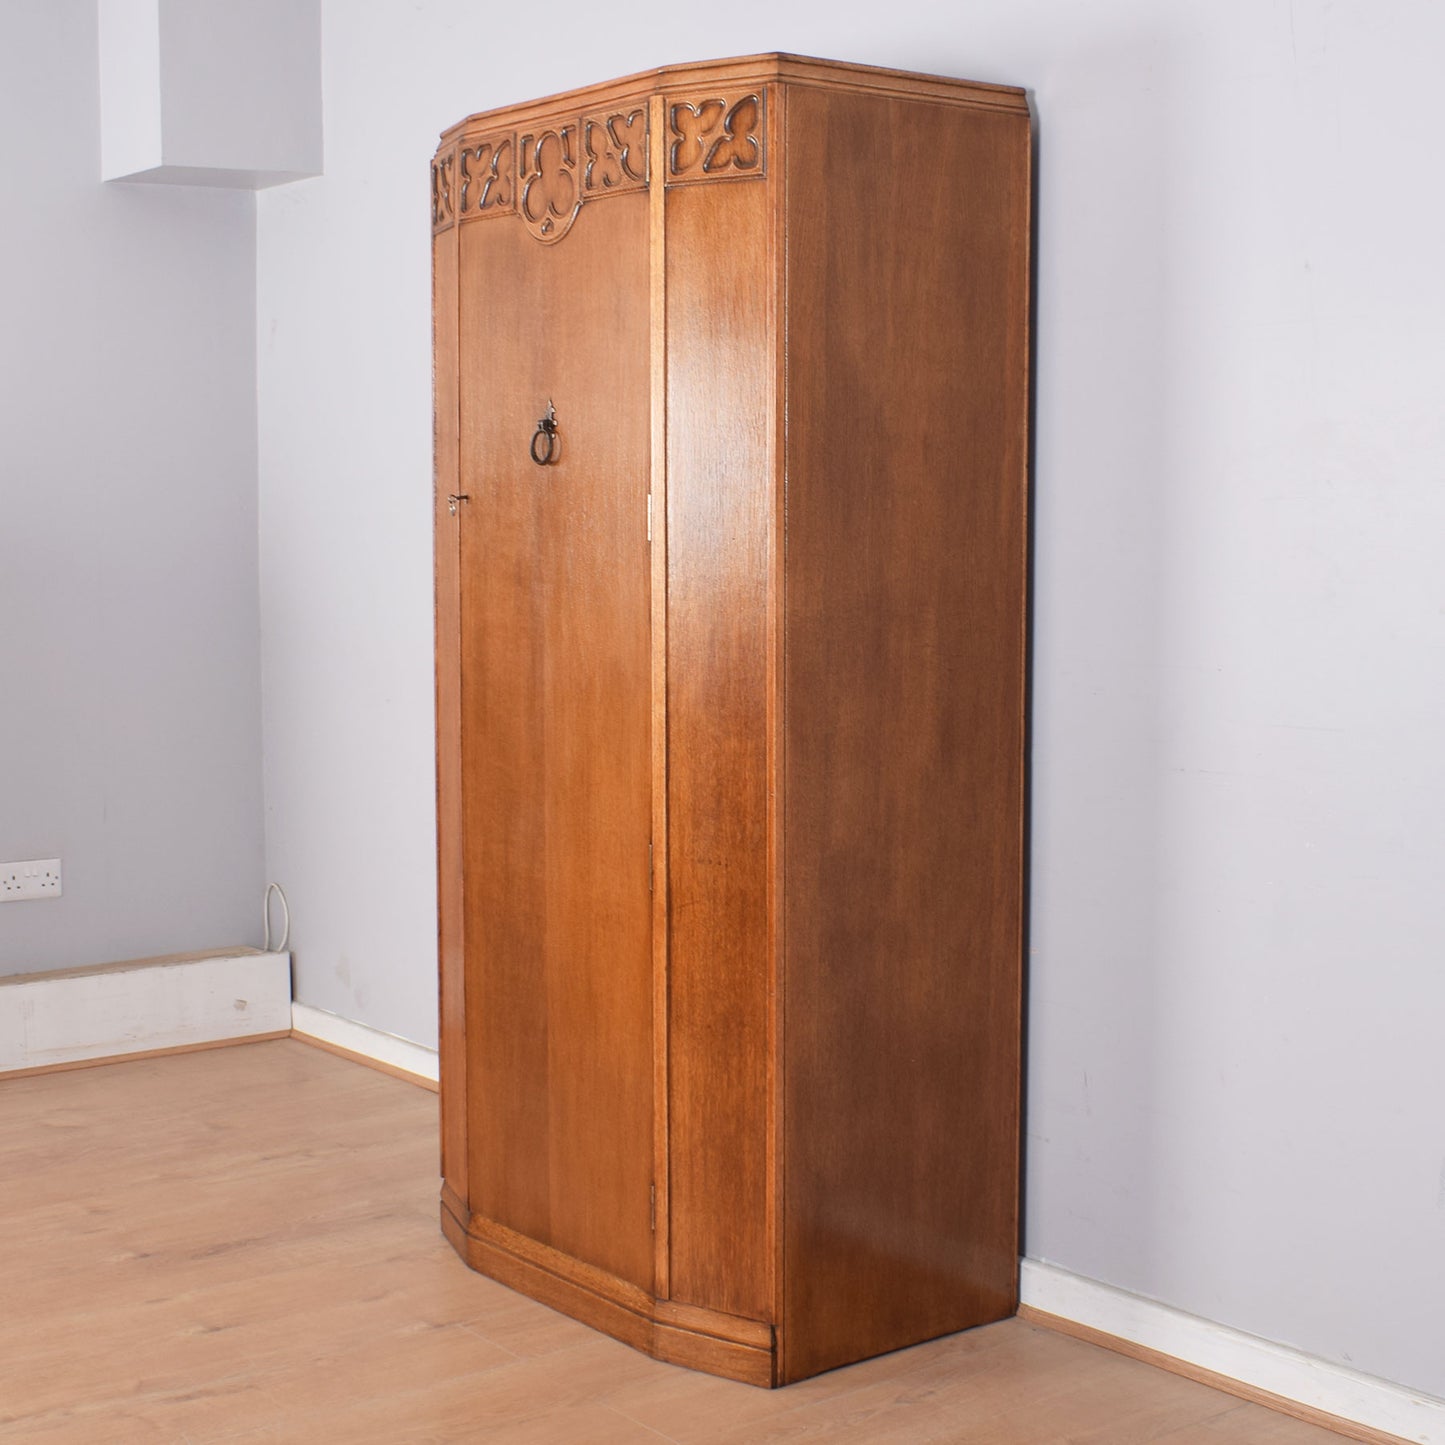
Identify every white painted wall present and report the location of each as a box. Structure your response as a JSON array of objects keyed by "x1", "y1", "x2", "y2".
[
  {"x1": 97, "y1": 0, "x2": 162, "y2": 180},
  {"x1": 99, "y1": 0, "x2": 323, "y2": 188},
  {"x1": 0, "y1": 1, "x2": 263, "y2": 974},
  {"x1": 255, "y1": 0, "x2": 1445, "y2": 1401},
  {"x1": 156, "y1": 0, "x2": 321, "y2": 180}
]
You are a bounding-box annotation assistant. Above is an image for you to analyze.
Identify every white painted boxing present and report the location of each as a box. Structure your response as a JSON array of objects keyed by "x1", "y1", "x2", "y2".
[{"x1": 0, "y1": 951, "x2": 292, "y2": 1074}]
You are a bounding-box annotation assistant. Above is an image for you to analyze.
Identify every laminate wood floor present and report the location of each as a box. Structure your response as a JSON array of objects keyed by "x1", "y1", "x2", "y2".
[{"x1": 0, "y1": 1040, "x2": 1359, "y2": 1444}]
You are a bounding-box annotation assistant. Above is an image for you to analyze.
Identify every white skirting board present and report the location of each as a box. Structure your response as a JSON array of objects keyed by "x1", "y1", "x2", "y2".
[
  {"x1": 12, "y1": 954, "x2": 1431, "y2": 1440},
  {"x1": 0, "y1": 948, "x2": 292, "y2": 1074},
  {"x1": 1020, "y1": 1259, "x2": 1444, "y2": 1444},
  {"x1": 290, "y1": 1000, "x2": 439, "y2": 1085}
]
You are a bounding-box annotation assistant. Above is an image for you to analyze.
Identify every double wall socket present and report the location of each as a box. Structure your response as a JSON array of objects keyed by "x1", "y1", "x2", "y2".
[{"x1": 0, "y1": 858, "x2": 63, "y2": 902}]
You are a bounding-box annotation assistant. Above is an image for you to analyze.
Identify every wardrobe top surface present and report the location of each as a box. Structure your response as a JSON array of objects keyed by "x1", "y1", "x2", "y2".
[{"x1": 437, "y1": 52, "x2": 1029, "y2": 145}]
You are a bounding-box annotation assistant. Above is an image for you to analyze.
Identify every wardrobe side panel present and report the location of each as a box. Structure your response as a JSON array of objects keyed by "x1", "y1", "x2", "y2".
[
  {"x1": 780, "y1": 86, "x2": 1031, "y2": 1381},
  {"x1": 434, "y1": 206, "x2": 468, "y2": 1206},
  {"x1": 665, "y1": 173, "x2": 774, "y2": 1324}
]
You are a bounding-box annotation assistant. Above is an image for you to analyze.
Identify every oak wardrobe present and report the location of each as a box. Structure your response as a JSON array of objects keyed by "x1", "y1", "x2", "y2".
[{"x1": 432, "y1": 53, "x2": 1031, "y2": 1386}]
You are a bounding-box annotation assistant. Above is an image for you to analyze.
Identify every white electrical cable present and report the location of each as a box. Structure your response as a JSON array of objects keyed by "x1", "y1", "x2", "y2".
[{"x1": 263, "y1": 881, "x2": 291, "y2": 954}]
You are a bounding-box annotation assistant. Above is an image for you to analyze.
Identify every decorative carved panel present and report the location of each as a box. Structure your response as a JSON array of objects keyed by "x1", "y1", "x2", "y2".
[
  {"x1": 446, "y1": 90, "x2": 795, "y2": 240},
  {"x1": 432, "y1": 150, "x2": 456, "y2": 230},
  {"x1": 583, "y1": 109, "x2": 649, "y2": 195},
  {"x1": 667, "y1": 94, "x2": 764, "y2": 183},
  {"x1": 438, "y1": 84, "x2": 772, "y2": 235},
  {"x1": 459, "y1": 136, "x2": 516, "y2": 217},
  {"x1": 518, "y1": 123, "x2": 583, "y2": 243}
]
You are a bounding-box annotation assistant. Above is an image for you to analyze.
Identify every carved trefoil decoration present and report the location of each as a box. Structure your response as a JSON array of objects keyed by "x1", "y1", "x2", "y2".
[
  {"x1": 518, "y1": 124, "x2": 583, "y2": 243},
  {"x1": 438, "y1": 106, "x2": 654, "y2": 241},
  {"x1": 667, "y1": 94, "x2": 764, "y2": 182},
  {"x1": 459, "y1": 136, "x2": 516, "y2": 217}
]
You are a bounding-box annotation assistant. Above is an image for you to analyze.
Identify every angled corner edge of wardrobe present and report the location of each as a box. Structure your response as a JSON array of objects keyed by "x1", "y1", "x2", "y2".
[{"x1": 430, "y1": 51, "x2": 1033, "y2": 1388}]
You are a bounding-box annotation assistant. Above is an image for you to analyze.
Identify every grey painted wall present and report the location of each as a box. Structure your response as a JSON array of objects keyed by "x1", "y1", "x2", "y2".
[
  {"x1": 253, "y1": 0, "x2": 1445, "y2": 1401},
  {"x1": 0, "y1": 1, "x2": 263, "y2": 973}
]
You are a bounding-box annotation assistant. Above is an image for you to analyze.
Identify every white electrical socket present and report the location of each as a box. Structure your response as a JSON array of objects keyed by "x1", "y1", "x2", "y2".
[{"x1": 0, "y1": 858, "x2": 63, "y2": 902}]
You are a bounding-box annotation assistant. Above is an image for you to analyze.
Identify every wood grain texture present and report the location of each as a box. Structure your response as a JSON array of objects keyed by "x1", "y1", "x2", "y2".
[
  {"x1": 0, "y1": 945, "x2": 275, "y2": 987},
  {"x1": 438, "y1": 55, "x2": 1035, "y2": 1387},
  {"x1": 778, "y1": 85, "x2": 1033, "y2": 1382},
  {"x1": 648, "y1": 90, "x2": 673, "y2": 1304},
  {"x1": 0, "y1": 1042, "x2": 1374, "y2": 1443},
  {"x1": 456, "y1": 191, "x2": 653, "y2": 1293},
  {"x1": 663, "y1": 167, "x2": 773, "y2": 1325},
  {"x1": 443, "y1": 1189, "x2": 775, "y2": 1386},
  {"x1": 0, "y1": 1030, "x2": 291, "y2": 1082},
  {"x1": 434, "y1": 203, "x2": 467, "y2": 1198},
  {"x1": 763, "y1": 77, "x2": 789, "y2": 1344}
]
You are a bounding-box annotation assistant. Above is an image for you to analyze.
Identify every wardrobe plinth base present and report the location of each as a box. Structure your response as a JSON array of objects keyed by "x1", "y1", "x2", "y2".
[{"x1": 440, "y1": 1189, "x2": 777, "y2": 1387}]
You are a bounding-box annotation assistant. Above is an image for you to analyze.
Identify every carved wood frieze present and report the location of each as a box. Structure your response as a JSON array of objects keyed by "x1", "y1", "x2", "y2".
[
  {"x1": 438, "y1": 107, "x2": 653, "y2": 241},
  {"x1": 583, "y1": 109, "x2": 649, "y2": 195},
  {"x1": 666, "y1": 94, "x2": 764, "y2": 183},
  {"x1": 432, "y1": 150, "x2": 456, "y2": 230},
  {"x1": 433, "y1": 89, "x2": 767, "y2": 239},
  {"x1": 459, "y1": 136, "x2": 516, "y2": 218},
  {"x1": 518, "y1": 124, "x2": 582, "y2": 243}
]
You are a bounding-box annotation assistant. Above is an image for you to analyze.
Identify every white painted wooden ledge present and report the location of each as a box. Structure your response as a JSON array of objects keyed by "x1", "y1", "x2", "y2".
[
  {"x1": 1021, "y1": 1259, "x2": 1444, "y2": 1444},
  {"x1": 290, "y1": 1000, "x2": 439, "y2": 1086},
  {"x1": 0, "y1": 948, "x2": 292, "y2": 1075}
]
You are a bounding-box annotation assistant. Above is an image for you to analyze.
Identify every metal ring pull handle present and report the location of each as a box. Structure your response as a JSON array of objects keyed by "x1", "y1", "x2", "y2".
[{"x1": 530, "y1": 400, "x2": 558, "y2": 466}]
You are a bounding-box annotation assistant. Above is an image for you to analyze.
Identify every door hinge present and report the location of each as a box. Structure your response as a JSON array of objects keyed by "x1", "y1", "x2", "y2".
[
  {"x1": 650, "y1": 1183, "x2": 656, "y2": 1232},
  {"x1": 648, "y1": 839, "x2": 653, "y2": 893},
  {"x1": 647, "y1": 493, "x2": 652, "y2": 543}
]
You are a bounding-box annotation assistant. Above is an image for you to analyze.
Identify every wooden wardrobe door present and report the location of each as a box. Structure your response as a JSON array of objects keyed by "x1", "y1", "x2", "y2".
[{"x1": 456, "y1": 189, "x2": 654, "y2": 1293}]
